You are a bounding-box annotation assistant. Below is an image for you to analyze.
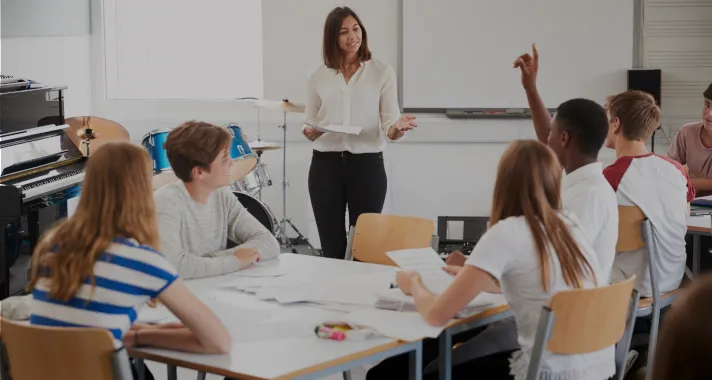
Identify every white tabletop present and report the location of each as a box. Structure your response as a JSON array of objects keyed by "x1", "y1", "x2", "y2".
[
  {"x1": 131, "y1": 254, "x2": 407, "y2": 379},
  {"x1": 688, "y1": 214, "x2": 712, "y2": 231}
]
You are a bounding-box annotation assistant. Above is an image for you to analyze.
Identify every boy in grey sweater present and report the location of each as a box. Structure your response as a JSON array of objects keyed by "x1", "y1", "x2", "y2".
[{"x1": 154, "y1": 121, "x2": 280, "y2": 279}]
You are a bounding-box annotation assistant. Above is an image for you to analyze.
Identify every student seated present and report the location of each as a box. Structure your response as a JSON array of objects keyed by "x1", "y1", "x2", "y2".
[
  {"x1": 652, "y1": 273, "x2": 712, "y2": 380},
  {"x1": 447, "y1": 44, "x2": 618, "y2": 282},
  {"x1": 155, "y1": 121, "x2": 280, "y2": 279},
  {"x1": 668, "y1": 82, "x2": 712, "y2": 196},
  {"x1": 27, "y1": 142, "x2": 232, "y2": 379},
  {"x1": 369, "y1": 140, "x2": 611, "y2": 380},
  {"x1": 603, "y1": 91, "x2": 695, "y2": 296}
]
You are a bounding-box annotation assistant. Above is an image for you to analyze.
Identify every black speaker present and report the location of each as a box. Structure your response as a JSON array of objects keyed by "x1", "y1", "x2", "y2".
[{"x1": 627, "y1": 69, "x2": 662, "y2": 107}]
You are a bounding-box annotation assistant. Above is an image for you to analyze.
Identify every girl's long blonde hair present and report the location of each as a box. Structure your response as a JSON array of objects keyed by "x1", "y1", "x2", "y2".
[
  {"x1": 490, "y1": 140, "x2": 596, "y2": 292},
  {"x1": 28, "y1": 142, "x2": 158, "y2": 301}
]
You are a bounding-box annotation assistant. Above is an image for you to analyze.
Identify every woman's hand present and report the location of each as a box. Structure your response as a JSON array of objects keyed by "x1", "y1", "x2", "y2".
[
  {"x1": 303, "y1": 126, "x2": 325, "y2": 141},
  {"x1": 443, "y1": 265, "x2": 462, "y2": 276},
  {"x1": 394, "y1": 115, "x2": 417, "y2": 132},
  {"x1": 396, "y1": 271, "x2": 422, "y2": 295}
]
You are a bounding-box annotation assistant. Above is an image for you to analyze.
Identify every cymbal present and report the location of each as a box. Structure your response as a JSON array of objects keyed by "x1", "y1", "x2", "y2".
[
  {"x1": 254, "y1": 99, "x2": 305, "y2": 113},
  {"x1": 249, "y1": 140, "x2": 282, "y2": 151},
  {"x1": 65, "y1": 116, "x2": 130, "y2": 157}
]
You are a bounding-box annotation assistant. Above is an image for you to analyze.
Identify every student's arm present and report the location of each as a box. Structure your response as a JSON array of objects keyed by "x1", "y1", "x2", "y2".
[
  {"x1": 124, "y1": 280, "x2": 232, "y2": 354},
  {"x1": 156, "y1": 203, "x2": 248, "y2": 279},
  {"x1": 224, "y1": 189, "x2": 280, "y2": 261},
  {"x1": 691, "y1": 178, "x2": 712, "y2": 197},
  {"x1": 398, "y1": 266, "x2": 499, "y2": 327},
  {"x1": 514, "y1": 43, "x2": 552, "y2": 144}
]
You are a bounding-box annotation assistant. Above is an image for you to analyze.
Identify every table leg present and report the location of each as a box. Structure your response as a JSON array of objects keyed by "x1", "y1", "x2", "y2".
[
  {"x1": 196, "y1": 371, "x2": 207, "y2": 380},
  {"x1": 409, "y1": 340, "x2": 423, "y2": 380},
  {"x1": 694, "y1": 234, "x2": 701, "y2": 276},
  {"x1": 167, "y1": 364, "x2": 177, "y2": 380},
  {"x1": 438, "y1": 329, "x2": 452, "y2": 380}
]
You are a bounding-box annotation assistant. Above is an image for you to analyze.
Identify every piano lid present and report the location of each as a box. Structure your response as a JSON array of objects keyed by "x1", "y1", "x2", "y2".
[{"x1": 0, "y1": 124, "x2": 83, "y2": 183}]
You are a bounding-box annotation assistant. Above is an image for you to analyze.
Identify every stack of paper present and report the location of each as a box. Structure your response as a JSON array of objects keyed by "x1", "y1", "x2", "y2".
[
  {"x1": 374, "y1": 288, "x2": 504, "y2": 318},
  {"x1": 310, "y1": 124, "x2": 363, "y2": 135}
]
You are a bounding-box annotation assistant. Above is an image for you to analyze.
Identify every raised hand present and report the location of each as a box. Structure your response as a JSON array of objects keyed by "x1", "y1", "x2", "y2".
[{"x1": 513, "y1": 43, "x2": 539, "y2": 91}]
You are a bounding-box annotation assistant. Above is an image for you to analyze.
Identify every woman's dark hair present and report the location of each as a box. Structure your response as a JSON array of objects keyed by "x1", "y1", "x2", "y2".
[{"x1": 322, "y1": 6, "x2": 372, "y2": 71}]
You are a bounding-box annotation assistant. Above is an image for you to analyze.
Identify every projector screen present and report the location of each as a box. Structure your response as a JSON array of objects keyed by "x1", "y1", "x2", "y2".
[
  {"x1": 103, "y1": 0, "x2": 263, "y2": 100},
  {"x1": 402, "y1": 0, "x2": 634, "y2": 109}
]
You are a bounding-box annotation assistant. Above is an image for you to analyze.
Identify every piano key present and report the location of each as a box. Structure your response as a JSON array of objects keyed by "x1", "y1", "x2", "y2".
[{"x1": 21, "y1": 171, "x2": 85, "y2": 201}]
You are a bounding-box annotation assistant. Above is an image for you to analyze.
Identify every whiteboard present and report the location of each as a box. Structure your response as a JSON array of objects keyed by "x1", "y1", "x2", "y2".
[
  {"x1": 402, "y1": 0, "x2": 634, "y2": 109},
  {"x1": 103, "y1": 0, "x2": 263, "y2": 100}
]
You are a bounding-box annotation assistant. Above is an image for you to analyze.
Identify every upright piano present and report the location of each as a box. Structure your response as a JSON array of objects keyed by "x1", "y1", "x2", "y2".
[{"x1": 0, "y1": 84, "x2": 85, "y2": 299}]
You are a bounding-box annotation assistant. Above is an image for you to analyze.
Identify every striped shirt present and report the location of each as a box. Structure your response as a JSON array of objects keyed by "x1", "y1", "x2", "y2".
[{"x1": 30, "y1": 238, "x2": 179, "y2": 346}]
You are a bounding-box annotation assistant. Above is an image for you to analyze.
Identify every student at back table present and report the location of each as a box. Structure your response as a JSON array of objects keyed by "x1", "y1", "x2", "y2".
[
  {"x1": 603, "y1": 90, "x2": 695, "y2": 296},
  {"x1": 27, "y1": 142, "x2": 232, "y2": 380}
]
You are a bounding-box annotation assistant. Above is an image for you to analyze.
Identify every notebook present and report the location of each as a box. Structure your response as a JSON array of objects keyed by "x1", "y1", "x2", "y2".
[{"x1": 374, "y1": 288, "x2": 504, "y2": 318}]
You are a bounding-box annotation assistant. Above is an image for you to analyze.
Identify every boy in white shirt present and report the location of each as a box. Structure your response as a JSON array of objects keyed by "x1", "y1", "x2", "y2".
[{"x1": 603, "y1": 91, "x2": 695, "y2": 296}]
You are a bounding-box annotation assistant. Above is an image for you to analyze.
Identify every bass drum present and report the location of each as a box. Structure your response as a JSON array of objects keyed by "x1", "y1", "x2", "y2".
[{"x1": 233, "y1": 192, "x2": 278, "y2": 235}]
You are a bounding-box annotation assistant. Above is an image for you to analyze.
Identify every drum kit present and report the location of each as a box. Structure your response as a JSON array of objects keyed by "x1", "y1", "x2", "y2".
[{"x1": 142, "y1": 98, "x2": 316, "y2": 254}]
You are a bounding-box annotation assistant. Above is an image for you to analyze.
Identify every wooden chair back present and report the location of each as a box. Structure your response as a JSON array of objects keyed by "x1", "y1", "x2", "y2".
[
  {"x1": 547, "y1": 277, "x2": 636, "y2": 354},
  {"x1": 351, "y1": 213, "x2": 435, "y2": 266},
  {"x1": 616, "y1": 206, "x2": 646, "y2": 252},
  {"x1": 1, "y1": 318, "x2": 127, "y2": 380}
]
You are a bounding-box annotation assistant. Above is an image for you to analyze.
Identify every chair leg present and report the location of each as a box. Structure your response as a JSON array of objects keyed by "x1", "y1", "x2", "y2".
[
  {"x1": 196, "y1": 371, "x2": 207, "y2": 380},
  {"x1": 167, "y1": 364, "x2": 178, "y2": 380},
  {"x1": 645, "y1": 307, "x2": 661, "y2": 380},
  {"x1": 343, "y1": 370, "x2": 353, "y2": 380}
]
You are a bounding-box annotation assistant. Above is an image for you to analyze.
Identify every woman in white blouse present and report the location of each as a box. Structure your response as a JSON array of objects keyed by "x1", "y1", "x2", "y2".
[
  {"x1": 368, "y1": 140, "x2": 612, "y2": 380},
  {"x1": 302, "y1": 6, "x2": 417, "y2": 259}
]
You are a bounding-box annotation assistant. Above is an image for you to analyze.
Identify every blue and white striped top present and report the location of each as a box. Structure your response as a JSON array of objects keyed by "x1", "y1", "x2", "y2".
[{"x1": 30, "y1": 238, "x2": 179, "y2": 345}]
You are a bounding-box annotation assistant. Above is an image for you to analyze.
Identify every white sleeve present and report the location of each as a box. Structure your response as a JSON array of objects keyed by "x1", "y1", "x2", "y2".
[
  {"x1": 303, "y1": 71, "x2": 321, "y2": 137},
  {"x1": 465, "y1": 220, "x2": 517, "y2": 280},
  {"x1": 379, "y1": 65, "x2": 403, "y2": 141},
  {"x1": 224, "y1": 189, "x2": 280, "y2": 260}
]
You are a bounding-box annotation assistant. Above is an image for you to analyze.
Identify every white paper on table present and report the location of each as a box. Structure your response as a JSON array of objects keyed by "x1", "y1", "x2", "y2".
[
  {"x1": 312, "y1": 125, "x2": 362, "y2": 135},
  {"x1": 343, "y1": 309, "x2": 445, "y2": 341},
  {"x1": 386, "y1": 248, "x2": 453, "y2": 294},
  {"x1": 375, "y1": 288, "x2": 506, "y2": 317},
  {"x1": 274, "y1": 271, "x2": 395, "y2": 305},
  {"x1": 228, "y1": 259, "x2": 290, "y2": 278}
]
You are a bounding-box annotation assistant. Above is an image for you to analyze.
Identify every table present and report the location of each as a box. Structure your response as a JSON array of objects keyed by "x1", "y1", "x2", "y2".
[
  {"x1": 687, "y1": 214, "x2": 712, "y2": 277},
  {"x1": 130, "y1": 254, "x2": 425, "y2": 380}
]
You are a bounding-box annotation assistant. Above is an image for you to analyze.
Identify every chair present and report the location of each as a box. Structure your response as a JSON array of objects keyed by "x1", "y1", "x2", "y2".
[
  {"x1": 527, "y1": 277, "x2": 639, "y2": 380},
  {"x1": 0, "y1": 318, "x2": 133, "y2": 380},
  {"x1": 344, "y1": 213, "x2": 435, "y2": 265},
  {"x1": 617, "y1": 206, "x2": 682, "y2": 380}
]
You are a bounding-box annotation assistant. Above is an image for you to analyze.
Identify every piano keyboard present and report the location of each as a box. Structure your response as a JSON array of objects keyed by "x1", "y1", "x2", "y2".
[{"x1": 20, "y1": 170, "x2": 85, "y2": 200}]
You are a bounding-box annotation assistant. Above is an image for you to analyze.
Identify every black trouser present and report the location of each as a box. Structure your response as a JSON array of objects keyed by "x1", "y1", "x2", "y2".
[{"x1": 308, "y1": 150, "x2": 387, "y2": 259}]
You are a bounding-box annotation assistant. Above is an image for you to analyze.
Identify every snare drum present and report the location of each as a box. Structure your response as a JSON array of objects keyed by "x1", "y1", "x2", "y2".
[
  {"x1": 225, "y1": 124, "x2": 258, "y2": 182},
  {"x1": 234, "y1": 160, "x2": 272, "y2": 194},
  {"x1": 142, "y1": 128, "x2": 173, "y2": 172}
]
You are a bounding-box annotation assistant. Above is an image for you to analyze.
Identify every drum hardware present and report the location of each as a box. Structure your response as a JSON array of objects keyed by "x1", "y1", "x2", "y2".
[{"x1": 254, "y1": 98, "x2": 317, "y2": 254}]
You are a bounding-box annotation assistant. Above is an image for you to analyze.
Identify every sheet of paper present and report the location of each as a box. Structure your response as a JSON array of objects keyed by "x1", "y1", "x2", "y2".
[
  {"x1": 386, "y1": 248, "x2": 453, "y2": 294},
  {"x1": 313, "y1": 125, "x2": 363, "y2": 135},
  {"x1": 228, "y1": 259, "x2": 290, "y2": 278},
  {"x1": 274, "y1": 271, "x2": 395, "y2": 305},
  {"x1": 343, "y1": 309, "x2": 445, "y2": 341}
]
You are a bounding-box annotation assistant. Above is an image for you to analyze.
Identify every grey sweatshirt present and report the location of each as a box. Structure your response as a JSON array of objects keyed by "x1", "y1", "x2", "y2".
[{"x1": 154, "y1": 182, "x2": 280, "y2": 279}]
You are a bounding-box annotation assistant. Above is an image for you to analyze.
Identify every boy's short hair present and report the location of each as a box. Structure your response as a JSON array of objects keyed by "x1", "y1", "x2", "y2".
[
  {"x1": 605, "y1": 90, "x2": 661, "y2": 141},
  {"x1": 164, "y1": 121, "x2": 231, "y2": 182},
  {"x1": 704, "y1": 82, "x2": 712, "y2": 100},
  {"x1": 555, "y1": 98, "x2": 609, "y2": 157}
]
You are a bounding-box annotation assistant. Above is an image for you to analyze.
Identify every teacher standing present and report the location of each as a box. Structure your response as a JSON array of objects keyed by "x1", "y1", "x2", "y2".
[{"x1": 303, "y1": 6, "x2": 417, "y2": 259}]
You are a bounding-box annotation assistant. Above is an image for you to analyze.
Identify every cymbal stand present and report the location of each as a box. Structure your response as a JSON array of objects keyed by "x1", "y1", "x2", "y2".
[{"x1": 277, "y1": 99, "x2": 317, "y2": 254}]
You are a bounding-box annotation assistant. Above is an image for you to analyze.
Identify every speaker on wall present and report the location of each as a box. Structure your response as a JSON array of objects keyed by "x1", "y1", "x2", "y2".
[{"x1": 627, "y1": 69, "x2": 662, "y2": 107}]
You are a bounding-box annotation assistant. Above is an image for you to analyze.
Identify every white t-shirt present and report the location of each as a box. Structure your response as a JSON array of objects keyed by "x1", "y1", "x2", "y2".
[
  {"x1": 303, "y1": 59, "x2": 404, "y2": 153},
  {"x1": 603, "y1": 153, "x2": 694, "y2": 296},
  {"x1": 561, "y1": 162, "x2": 619, "y2": 283},
  {"x1": 466, "y1": 213, "x2": 614, "y2": 380}
]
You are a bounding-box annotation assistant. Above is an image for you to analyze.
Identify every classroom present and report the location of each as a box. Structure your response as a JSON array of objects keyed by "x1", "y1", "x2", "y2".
[{"x1": 0, "y1": 0, "x2": 711, "y2": 379}]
